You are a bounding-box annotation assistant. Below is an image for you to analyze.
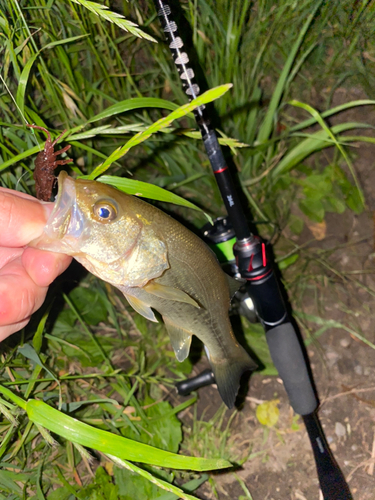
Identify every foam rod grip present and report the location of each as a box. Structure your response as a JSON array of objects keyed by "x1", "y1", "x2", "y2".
[{"x1": 266, "y1": 323, "x2": 318, "y2": 415}]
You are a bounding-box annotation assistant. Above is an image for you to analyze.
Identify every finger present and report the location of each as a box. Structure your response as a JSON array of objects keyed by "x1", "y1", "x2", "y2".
[
  {"x1": 0, "y1": 319, "x2": 30, "y2": 342},
  {"x1": 0, "y1": 190, "x2": 54, "y2": 247},
  {"x1": 0, "y1": 258, "x2": 48, "y2": 327},
  {"x1": 0, "y1": 187, "x2": 42, "y2": 201},
  {"x1": 22, "y1": 247, "x2": 72, "y2": 287},
  {"x1": 0, "y1": 247, "x2": 23, "y2": 269}
]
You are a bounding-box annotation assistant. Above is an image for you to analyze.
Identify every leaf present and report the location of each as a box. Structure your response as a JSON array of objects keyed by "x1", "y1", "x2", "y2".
[
  {"x1": 16, "y1": 53, "x2": 38, "y2": 119},
  {"x1": 290, "y1": 99, "x2": 375, "y2": 133},
  {"x1": 346, "y1": 187, "x2": 364, "y2": 214},
  {"x1": 114, "y1": 465, "x2": 169, "y2": 500},
  {"x1": 156, "y1": 475, "x2": 208, "y2": 500},
  {"x1": 0, "y1": 470, "x2": 24, "y2": 494},
  {"x1": 299, "y1": 198, "x2": 325, "y2": 222},
  {"x1": 288, "y1": 214, "x2": 304, "y2": 235},
  {"x1": 256, "y1": 0, "x2": 324, "y2": 144},
  {"x1": 80, "y1": 467, "x2": 118, "y2": 500},
  {"x1": 46, "y1": 487, "x2": 72, "y2": 500},
  {"x1": 16, "y1": 396, "x2": 232, "y2": 471},
  {"x1": 322, "y1": 194, "x2": 346, "y2": 214},
  {"x1": 294, "y1": 311, "x2": 375, "y2": 350},
  {"x1": 271, "y1": 122, "x2": 373, "y2": 178},
  {"x1": 88, "y1": 98, "x2": 192, "y2": 123},
  {"x1": 289, "y1": 100, "x2": 365, "y2": 209},
  {"x1": 44, "y1": 34, "x2": 89, "y2": 49},
  {"x1": 86, "y1": 84, "x2": 233, "y2": 179},
  {"x1": 109, "y1": 456, "x2": 201, "y2": 500},
  {"x1": 17, "y1": 344, "x2": 58, "y2": 383},
  {"x1": 15, "y1": 35, "x2": 89, "y2": 120},
  {"x1": 256, "y1": 400, "x2": 280, "y2": 427},
  {"x1": 68, "y1": 287, "x2": 108, "y2": 325},
  {"x1": 60, "y1": 398, "x2": 120, "y2": 413},
  {"x1": 305, "y1": 219, "x2": 327, "y2": 241},
  {"x1": 98, "y1": 175, "x2": 207, "y2": 214},
  {"x1": 0, "y1": 144, "x2": 42, "y2": 173},
  {"x1": 121, "y1": 398, "x2": 182, "y2": 453},
  {"x1": 33, "y1": 309, "x2": 49, "y2": 354},
  {"x1": 302, "y1": 174, "x2": 332, "y2": 196},
  {"x1": 278, "y1": 253, "x2": 299, "y2": 270},
  {"x1": 242, "y1": 321, "x2": 277, "y2": 375}
]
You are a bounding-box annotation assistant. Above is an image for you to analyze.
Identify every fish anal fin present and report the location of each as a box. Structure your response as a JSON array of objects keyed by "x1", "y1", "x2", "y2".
[
  {"x1": 163, "y1": 317, "x2": 192, "y2": 362},
  {"x1": 124, "y1": 294, "x2": 158, "y2": 323},
  {"x1": 225, "y1": 274, "x2": 245, "y2": 299},
  {"x1": 144, "y1": 282, "x2": 200, "y2": 309},
  {"x1": 209, "y1": 346, "x2": 257, "y2": 409}
]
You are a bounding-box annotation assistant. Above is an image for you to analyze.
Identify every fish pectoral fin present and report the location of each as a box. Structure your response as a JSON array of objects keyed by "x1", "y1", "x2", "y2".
[
  {"x1": 124, "y1": 294, "x2": 158, "y2": 323},
  {"x1": 163, "y1": 317, "x2": 192, "y2": 362},
  {"x1": 225, "y1": 274, "x2": 245, "y2": 299},
  {"x1": 144, "y1": 282, "x2": 200, "y2": 309}
]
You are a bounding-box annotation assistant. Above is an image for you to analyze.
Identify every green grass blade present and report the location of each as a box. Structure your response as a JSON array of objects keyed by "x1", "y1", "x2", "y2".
[
  {"x1": 24, "y1": 399, "x2": 231, "y2": 471},
  {"x1": 156, "y1": 475, "x2": 208, "y2": 500},
  {"x1": 98, "y1": 175, "x2": 206, "y2": 213},
  {"x1": 108, "y1": 455, "x2": 201, "y2": 500},
  {"x1": 0, "y1": 386, "x2": 230, "y2": 471},
  {"x1": 16, "y1": 53, "x2": 38, "y2": 120},
  {"x1": 14, "y1": 34, "x2": 87, "y2": 121},
  {"x1": 289, "y1": 100, "x2": 365, "y2": 208},
  {"x1": 289, "y1": 100, "x2": 375, "y2": 132},
  {"x1": 17, "y1": 344, "x2": 58, "y2": 384},
  {"x1": 88, "y1": 98, "x2": 194, "y2": 123},
  {"x1": 336, "y1": 136, "x2": 375, "y2": 145},
  {"x1": 295, "y1": 311, "x2": 375, "y2": 350},
  {"x1": 271, "y1": 122, "x2": 373, "y2": 178},
  {"x1": 256, "y1": 0, "x2": 324, "y2": 144},
  {"x1": 86, "y1": 84, "x2": 233, "y2": 179},
  {"x1": 43, "y1": 34, "x2": 89, "y2": 50}
]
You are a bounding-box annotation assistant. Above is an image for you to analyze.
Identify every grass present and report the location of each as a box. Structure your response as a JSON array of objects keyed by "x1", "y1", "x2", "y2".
[{"x1": 0, "y1": 0, "x2": 375, "y2": 497}]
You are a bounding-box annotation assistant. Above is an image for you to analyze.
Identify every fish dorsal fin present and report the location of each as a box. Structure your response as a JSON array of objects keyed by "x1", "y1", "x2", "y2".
[
  {"x1": 144, "y1": 282, "x2": 200, "y2": 309},
  {"x1": 124, "y1": 294, "x2": 158, "y2": 323},
  {"x1": 163, "y1": 317, "x2": 192, "y2": 362},
  {"x1": 225, "y1": 274, "x2": 244, "y2": 299}
]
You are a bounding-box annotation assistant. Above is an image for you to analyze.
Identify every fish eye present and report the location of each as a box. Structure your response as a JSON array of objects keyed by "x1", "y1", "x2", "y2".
[{"x1": 93, "y1": 200, "x2": 118, "y2": 223}]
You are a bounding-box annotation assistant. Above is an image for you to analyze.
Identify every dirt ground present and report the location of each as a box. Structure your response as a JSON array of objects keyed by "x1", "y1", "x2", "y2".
[{"x1": 173, "y1": 90, "x2": 375, "y2": 500}]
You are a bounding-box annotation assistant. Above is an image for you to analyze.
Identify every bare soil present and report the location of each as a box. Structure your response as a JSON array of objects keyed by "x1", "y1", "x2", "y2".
[{"x1": 175, "y1": 89, "x2": 375, "y2": 500}]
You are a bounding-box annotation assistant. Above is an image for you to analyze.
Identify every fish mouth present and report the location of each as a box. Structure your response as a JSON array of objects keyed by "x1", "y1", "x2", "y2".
[
  {"x1": 35, "y1": 171, "x2": 85, "y2": 253},
  {"x1": 45, "y1": 171, "x2": 76, "y2": 239}
]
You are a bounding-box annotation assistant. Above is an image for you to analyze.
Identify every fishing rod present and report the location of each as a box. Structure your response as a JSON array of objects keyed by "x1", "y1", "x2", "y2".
[{"x1": 153, "y1": 1, "x2": 352, "y2": 499}]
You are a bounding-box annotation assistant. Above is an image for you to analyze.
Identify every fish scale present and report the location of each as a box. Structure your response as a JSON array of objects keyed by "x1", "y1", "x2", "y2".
[{"x1": 31, "y1": 172, "x2": 257, "y2": 408}]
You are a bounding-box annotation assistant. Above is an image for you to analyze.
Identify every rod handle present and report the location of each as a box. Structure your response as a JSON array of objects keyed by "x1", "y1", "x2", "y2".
[
  {"x1": 266, "y1": 322, "x2": 318, "y2": 415},
  {"x1": 175, "y1": 369, "x2": 215, "y2": 396}
]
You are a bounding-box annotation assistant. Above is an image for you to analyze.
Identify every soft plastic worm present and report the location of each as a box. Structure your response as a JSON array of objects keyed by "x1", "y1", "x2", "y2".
[{"x1": 27, "y1": 124, "x2": 72, "y2": 201}]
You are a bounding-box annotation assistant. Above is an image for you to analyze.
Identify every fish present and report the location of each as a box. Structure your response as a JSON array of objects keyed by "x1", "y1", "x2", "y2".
[{"x1": 31, "y1": 171, "x2": 257, "y2": 408}]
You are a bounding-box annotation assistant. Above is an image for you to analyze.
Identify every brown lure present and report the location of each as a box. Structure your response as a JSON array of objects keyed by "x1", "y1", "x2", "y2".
[{"x1": 28, "y1": 124, "x2": 72, "y2": 201}]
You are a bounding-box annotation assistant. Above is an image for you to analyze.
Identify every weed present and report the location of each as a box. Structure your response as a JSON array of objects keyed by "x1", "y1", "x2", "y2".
[{"x1": 0, "y1": 0, "x2": 374, "y2": 497}]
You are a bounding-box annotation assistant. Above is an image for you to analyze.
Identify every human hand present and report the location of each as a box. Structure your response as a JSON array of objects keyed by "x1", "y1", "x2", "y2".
[{"x1": 0, "y1": 188, "x2": 72, "y2": 341}]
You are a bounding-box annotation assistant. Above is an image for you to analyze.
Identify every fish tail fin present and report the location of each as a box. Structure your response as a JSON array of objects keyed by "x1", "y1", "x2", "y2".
[{"x1": 209, "y1": 346, "x2": 257, "y2": 409}]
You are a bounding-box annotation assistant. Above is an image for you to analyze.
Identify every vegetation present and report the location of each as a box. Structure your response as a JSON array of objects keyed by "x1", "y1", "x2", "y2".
[{"x1": 0, "y1": 0, "x2": 374, "y2": 497}]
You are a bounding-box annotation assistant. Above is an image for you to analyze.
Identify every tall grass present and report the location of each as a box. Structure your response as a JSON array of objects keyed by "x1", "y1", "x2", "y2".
[{"x1": 0, "y1": 0, "x2": 374, "y2": 497}]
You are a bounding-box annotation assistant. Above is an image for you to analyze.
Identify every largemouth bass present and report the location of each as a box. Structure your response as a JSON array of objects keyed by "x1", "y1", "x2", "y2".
[{"x1": 31, "y1": 172, "x2": 256, "y2": 408}]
